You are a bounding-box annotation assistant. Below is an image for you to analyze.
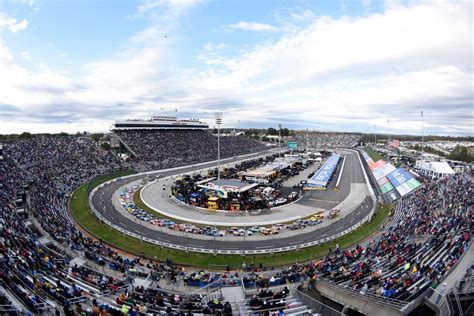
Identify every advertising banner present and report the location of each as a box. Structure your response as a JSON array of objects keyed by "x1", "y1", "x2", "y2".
[
  {"x1": 383, "y1": 190, "x2": 400, "y2": 203},
  {"x1": 396, "y1": 178, "x2": 422, "y2": 197},
  {"x1": 370, "y1": 159, "x2": 386, "y2": 171},
  {"x1": 387, "y1": 168, "x2": 413, "y2": 187},
  {"x1": 288, "y1": 141, "x2": 298, "y2": 150},
  {"x1": 373, "y1": 163, "x2": 397, "y2": 180},
  {"x1": 380, "y1": 181, "x2": 395, "y2": 194},
  {"x1": 377, "y1": 176, "x2": 389, "y2": 187}
]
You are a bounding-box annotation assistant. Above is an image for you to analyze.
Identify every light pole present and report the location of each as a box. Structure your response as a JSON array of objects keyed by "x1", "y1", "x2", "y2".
[
  {"x1": 374, "y1": 124, "x2": 377, "y2": 147},
  {"x1": 421, "y1": 110, "x2": 424, "y2": 159},
  {"x1": 215, "y1": 112, "x2": 223, "y2": 193},
  {"x1": 387, "y1": 119, "x2": 390, "y2": 149},
  {"x1": 278, "y1": 123, "x2": 282, "y2": 160},
  {"x1": 306, "y1": 128, "x2": 309, "y2": 151}
]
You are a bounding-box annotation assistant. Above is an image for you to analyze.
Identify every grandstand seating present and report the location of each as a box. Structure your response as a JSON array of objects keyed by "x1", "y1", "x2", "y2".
[
  {"x1": 0, "y1": 133, "x2": 471, "y2": 314},
  {"x1": 292, "y1": 132, "x2": 360, "y2": 149},
  {"x1": 114, "y1": 129, "x2": 268, "y2": 170}
]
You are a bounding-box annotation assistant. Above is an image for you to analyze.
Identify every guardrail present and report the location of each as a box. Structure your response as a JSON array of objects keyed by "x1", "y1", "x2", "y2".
[{"x1": 87, "y1": 149, "x2": 378, "y2": 255}]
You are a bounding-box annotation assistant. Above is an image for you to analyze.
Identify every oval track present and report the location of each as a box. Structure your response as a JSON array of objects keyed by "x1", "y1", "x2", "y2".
[{"x1": 90, "y1": 150, "x2": 375, "y2": 252}]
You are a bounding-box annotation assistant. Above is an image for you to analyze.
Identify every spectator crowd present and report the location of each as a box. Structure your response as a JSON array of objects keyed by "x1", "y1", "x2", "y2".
[
  {"x1": 292, "y1": 132, "x2": 361, "y2": 149},
  {"x1": 0, "y1": 133, "x2": 471, "y2": 314},
  {"x1": 241, "y1": 172, "x2": 472, "y2": 303},
  {"x1": 115, "y1": 129, "x2": 268, "y2": 170}
]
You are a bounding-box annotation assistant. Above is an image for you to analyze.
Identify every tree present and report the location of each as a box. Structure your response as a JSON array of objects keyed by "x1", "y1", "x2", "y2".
[
  {"x1": 90, "y1": 133, "x2": 103, "y2": 142},
  {"x1": 267, "y1": 127, "x2": 278, "y2": 135},
  {"x1": 281, "y1": 128, "x2": 290, "y2": 137},
  {"x1": 447, "y1": 146, "x2": 473, "y2": 163},
  {"x1": 101, "y1": 142, "x2": 111, "y2": 151},
  {"x1": 19, "y1": 132, "x2": 33, "y2": 139}
]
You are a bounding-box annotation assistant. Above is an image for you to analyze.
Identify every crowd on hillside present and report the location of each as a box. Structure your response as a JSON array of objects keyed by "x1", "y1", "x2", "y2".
[
  {"x1": 292, "y1": 132, "x2": 360, "y2": 149},
  {"x1": 115, "y1": 129, "x2": 268, "y2": 170}
]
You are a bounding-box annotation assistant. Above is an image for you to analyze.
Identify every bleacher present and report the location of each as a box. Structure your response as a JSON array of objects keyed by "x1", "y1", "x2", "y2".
[{"x1": 114, "y1": 129, "x2": 268, "y2": 170}]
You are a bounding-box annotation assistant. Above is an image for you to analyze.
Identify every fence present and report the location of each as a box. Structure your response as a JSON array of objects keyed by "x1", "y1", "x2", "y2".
[{"x1": 88, "y1": 180, "x2": 377, "y2": 255}]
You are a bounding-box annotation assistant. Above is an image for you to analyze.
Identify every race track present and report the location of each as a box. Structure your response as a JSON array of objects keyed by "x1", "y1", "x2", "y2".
[{"x1": 89, "y1": 149, "x2": 375, "y2": 252}]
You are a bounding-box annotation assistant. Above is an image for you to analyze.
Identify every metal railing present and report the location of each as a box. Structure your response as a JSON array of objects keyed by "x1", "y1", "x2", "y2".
[
  {"x1": 295, "y1": 289, "x2": 342, "y2": 316},
  {"x1": 316, "y1": 279, "x2": 407, "y2": 310}
]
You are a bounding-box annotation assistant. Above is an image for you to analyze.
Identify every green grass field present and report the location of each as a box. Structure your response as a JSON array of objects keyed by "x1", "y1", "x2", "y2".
[
  {"x1": 366, "y1": 148, "x2": 384, "y2": 161},
  {"x1": 70, "y1": 172, "x2": 392, "y2": 269}
]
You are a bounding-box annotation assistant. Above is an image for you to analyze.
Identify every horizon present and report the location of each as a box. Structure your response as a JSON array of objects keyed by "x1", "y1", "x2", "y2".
[{"x1": 0, "y1": 0, "x2": 472, "y2": 136}]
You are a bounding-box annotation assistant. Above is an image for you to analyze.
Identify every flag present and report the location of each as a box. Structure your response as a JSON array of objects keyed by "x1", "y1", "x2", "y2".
[{"x1": 391, "y1": 139, "x2": 400, "y2": 148}]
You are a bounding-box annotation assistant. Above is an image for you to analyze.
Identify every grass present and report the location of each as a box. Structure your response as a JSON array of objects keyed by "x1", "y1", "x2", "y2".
[
  {"x1": 366, "y1": 148, "x2": 385, "y2": 162},
  {"x1": 70, "y1": 172, "x2": 392, "y2": 269}
]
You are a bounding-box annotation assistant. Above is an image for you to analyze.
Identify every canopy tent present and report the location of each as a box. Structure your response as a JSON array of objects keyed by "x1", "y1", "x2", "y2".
[{"x1": 416, "y1": 160, "x2": 455, "y2": 178}]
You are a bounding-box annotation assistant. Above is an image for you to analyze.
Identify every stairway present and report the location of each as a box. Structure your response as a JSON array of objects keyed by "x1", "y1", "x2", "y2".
[{"x1": 240, "y1": 291, "x2": 314, "y2": 315}]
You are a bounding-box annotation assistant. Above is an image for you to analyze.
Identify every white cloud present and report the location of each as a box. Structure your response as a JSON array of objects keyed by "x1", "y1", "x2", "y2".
[
  {"x1": 225, "y1": 21, "x2": 280, "y2": 32},
  {"x1": 0, "y1": 0, "x2": 472, "y2": 135},
  {"x1": 201, "y1": 1, "x2": 471, "y2": 90},
  {"x1": 0, "y1": 12, "x2": 28, "y2": 32},
  {"x1": 136, "y1": 0, "x2": 201, "y2": 19},
  {"x1": 9, "y1": 18, "x2": 28, "y2": 32},
  {"x1": 193, "y1": 1, "x2": 472, "y2": 134}
]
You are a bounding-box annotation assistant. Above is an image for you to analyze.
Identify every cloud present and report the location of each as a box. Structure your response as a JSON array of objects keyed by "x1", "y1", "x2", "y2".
[
  {"x1": 0, "y1": 12, "x2": 28, "y2": 32},
  {"x1": 192, "y1": 1, "x2": 473, "y2": 134},
  {"x1": 225, "y1": 21, "x2": 280, "y2": 32},
  {"x1": 0, "y1": 0, "x2": 472, "y2": 136},
  {"x1": 136, "y1": 0, "x2": 201, "y2": 20}
]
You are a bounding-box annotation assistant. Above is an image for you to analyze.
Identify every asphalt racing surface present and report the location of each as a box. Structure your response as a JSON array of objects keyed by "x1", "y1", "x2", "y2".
[{"x1": 90, "y1": 150, "x2": 374, "y2": 252}]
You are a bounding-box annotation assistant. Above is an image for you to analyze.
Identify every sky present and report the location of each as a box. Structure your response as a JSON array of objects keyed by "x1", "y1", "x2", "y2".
[{"x1": 0, "y1": 0, "x2": 472, "y2": 136}]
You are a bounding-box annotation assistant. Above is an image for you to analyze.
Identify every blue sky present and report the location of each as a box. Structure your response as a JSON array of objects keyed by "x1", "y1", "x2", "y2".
[{"x1": 0, "y1": 0, "x2": 472, "y2": 135}]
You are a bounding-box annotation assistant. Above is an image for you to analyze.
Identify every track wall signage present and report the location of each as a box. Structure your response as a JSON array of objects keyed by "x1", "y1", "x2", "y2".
[{"x1": 361, "y1": 150, "x2": 422, "y2": 201}]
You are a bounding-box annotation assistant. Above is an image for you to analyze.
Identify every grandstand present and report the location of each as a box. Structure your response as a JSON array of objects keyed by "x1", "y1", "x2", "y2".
[
  {"x1": 114, "y1": 129, "x2": 268, "y2": 171},
  {"x1": 292, "y1": 132, "x2": 361, "y2": 149},
  {"x1": 0, "y1": 131, "x2": 471, "y2": 315}
]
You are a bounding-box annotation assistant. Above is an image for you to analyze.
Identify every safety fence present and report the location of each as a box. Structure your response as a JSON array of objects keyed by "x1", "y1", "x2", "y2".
[{"x1": 87, "y1": 148, "x2": 378, "y2": 255}]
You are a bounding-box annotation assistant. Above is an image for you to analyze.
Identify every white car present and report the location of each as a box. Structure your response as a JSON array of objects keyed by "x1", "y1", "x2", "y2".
[{"x1": 274, "y1": 198, "x2": 287, "y2": 205}]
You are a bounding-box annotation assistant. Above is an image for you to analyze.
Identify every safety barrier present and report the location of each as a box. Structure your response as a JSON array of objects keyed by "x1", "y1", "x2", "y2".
[
  {"x1": 88, "y1": 186, "x2": 376, "y2": 255},
  {"x1": 87, "y1": 148, "x2": 379, "y2": 254}
]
